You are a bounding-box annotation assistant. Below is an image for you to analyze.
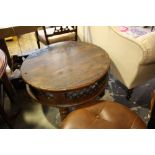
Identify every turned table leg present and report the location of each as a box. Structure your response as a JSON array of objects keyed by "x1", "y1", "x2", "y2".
[
  {"x1": 54, "y1": 92, "x2": 70, "y2": 121},
  {"x1": 59, "y1": 107, "x2": 70, "y2": 121}
]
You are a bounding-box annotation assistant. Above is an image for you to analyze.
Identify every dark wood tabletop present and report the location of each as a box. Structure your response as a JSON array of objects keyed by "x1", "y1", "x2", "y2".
[{"x1": 21, "y1": 41, "x2": 110, "y2": 92}]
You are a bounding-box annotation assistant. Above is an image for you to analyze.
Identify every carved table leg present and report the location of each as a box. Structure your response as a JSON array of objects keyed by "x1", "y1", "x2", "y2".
[
  {"x1": 59, "y1": 107, "x2": 70, "y2": 121},
  {"x1": 98, "y1": 90, "x2": 105, "y2": 98},
  {"x1": 54, "y1": 92, "x2": 69, "y2": 121}
]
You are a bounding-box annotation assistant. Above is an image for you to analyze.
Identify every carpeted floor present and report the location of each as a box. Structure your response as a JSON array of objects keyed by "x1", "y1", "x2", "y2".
[
  {"x1": 107, "y1": 74, "x2": 151, "y2": 124},
  {"x1": 41, "y1": 73, "x2": 153, "y2": 127},
  {"x1": 0, "y1": 32, "x2": 153, "y2": 128},
  {"x1": 0, "y1": 73, "x2": 153, "y2": 129}
]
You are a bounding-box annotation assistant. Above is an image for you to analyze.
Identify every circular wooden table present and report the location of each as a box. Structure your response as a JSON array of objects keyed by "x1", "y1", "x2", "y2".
[{"x1": 21, "y1": 41, "x2": 110, "y2": 120}]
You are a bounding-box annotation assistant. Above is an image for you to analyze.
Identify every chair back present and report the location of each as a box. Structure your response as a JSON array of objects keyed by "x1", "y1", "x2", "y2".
[
  {"x1": 43, "y1": 26, "x2": 77, "y2": 44},
  {"x1": 35, "y1": 26, "x2": 78, "y2": 48},
  {"x1": 44, "y1": 26, "x2": 77, "y2": 37}
]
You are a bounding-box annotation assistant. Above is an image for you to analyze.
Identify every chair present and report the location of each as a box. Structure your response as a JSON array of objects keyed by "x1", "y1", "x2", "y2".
[
  {"x1": 35, "y1": 26, "x2": 78, "y2": 48},
  {"x1": 0, "y1": 49, "x2": 18, "y2": 128},
  {"x1": 78, "y1": 26, "x2": 155, "y2": 99}
]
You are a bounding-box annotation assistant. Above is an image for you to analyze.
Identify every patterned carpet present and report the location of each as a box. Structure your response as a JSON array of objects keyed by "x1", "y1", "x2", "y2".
[
  {"x1": 0, "y1": 72, "x2": 153, "y2": 128},
  {"x1": 44, "y1": 73, "x2": 152, "y2": 127},
  {"x1": 107, "y1": 74, "x2": 151, "y2": 124}
]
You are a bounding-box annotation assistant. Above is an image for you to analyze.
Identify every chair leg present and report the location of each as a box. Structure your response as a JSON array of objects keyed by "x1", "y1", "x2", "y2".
[
  {"x1": 147, "y1": 107, "x2": 155, "y2": 129},
  {"x1": 151, "y1": 26, "x2": 154, "y2": 32},
  {"x1": 147, "y1": 91, "x2": 155, "y2": 129},
  {"x1": 35, "y1": 31, "x2": 41, "y2": 49},
  {"x1": 0, "y1": 84, "x2": 4, "y2": 108},
  {"x1": 37, "y1": 40, "x2": 40, "y2": 49},
  {"x1": 0, "y1": 104, "x2": 13, "y2": 128},
  {"x1": 0, "y1": 81, "x2": 13, "y2": 128},
  {"x1": 126, "y1": 88, "x2": 133, "y2": 100},
  {"x1": 1, "y1": 72, "x2": 17, "y2": 105},
  {"x1": 114, "y1": 79, "x2": 134, "y2": 100},
  {"x1": 0, "y1": 72, "x2": 20, "y2": 128}
]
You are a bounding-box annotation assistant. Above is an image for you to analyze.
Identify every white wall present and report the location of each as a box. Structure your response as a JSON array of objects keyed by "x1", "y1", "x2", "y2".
[{"x1": 78, "y1": 26, "x2": 110, "y2": 49}]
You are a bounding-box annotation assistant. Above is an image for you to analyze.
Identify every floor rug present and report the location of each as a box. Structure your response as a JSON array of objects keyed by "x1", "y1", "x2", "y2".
[{"x1": 0, "y1": 74, "x2": 153, "y2": 128}]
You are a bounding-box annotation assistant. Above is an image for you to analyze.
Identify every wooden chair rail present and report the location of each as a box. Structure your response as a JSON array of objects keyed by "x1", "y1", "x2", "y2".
[
  {"x1": 43, "y1": 26, "x2": 77, "y2": 37},
  {"x1": 35, "y1": 26, "x2": 78, "y2": 48}
]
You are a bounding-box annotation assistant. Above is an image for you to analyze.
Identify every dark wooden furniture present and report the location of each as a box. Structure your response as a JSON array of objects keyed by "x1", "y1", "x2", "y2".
[
  {"x1": 147, "y1": 90, "x2": 155, "y2": 128},
  {"x1": 35, "y1": 26, "x2": 77, "y2": 48},
  {"x1": 151, "y1": 26, "x2": 154, "y2": 31},
  {"x1": 0, "y1": 26, "x2": 40, "y2": 71},
  {"x1": 21, "y1": 41, "x2": 110, "y2": 120},
  {"x1": 0, "y1": 49, "x2": 19, "y2": 128}
]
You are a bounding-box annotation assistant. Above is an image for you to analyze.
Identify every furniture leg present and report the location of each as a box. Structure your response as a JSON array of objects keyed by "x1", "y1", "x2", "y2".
[
  {"x1": 147, "y1": 106, "x2": 155, "y2": 129},
  {"x1": 126, "y1": 88, "x2": 133, "y2": 100},
  {"x1": 0, "y1": 82, "x2": 13, "y2": 128},
  {"x1": 1, "y1": 72, "x2": 20, "y2": 120},
  {"x1": 114, "y1": 79, "x2": 134, "y2": 100},
  {"x1": 1, "y1": 72, "x2": 18, "y2": 105},
  {"x1": 147, "y1": 91, "x2": 155, "y2": 129},
  {"x1": 35, "y1": 31, "x2": 41, "y2": 49},
  {"x1": 59, "y1": 107, "x2": 70, "y2": 121},
  {"x1": 54, "y1": 92, "x2": 69, "y2": 120},
  {"x1": 0, "y1": 104, "x2": 13, "y2": 128},
  {"x1": 0, "y1": 83, "x2": 4, "y2": 108},
  {"x1": 151, "y1": 26, "x2": 154, "y2": 32}
]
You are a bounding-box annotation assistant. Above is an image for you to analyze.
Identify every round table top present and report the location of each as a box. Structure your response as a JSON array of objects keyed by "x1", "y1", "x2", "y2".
[
  {"x1": 0, "y1": 49, "x2": 7, "y2": 78},
  {"x1": 21, "y1": 41, "x2": 110, "y2": 92}
]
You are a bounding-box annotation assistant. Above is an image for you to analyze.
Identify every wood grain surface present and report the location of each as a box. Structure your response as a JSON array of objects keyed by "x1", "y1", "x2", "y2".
[{"x1": 21, "y1": 41, "x2": 110, "y2": 92}]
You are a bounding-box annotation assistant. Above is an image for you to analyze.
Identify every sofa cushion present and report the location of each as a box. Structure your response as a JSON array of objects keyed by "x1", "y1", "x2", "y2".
[
  {"x1": 137, "y1": 32, "x2": 155, "y2": 64},
  {"x1": 117, "y1": 26, "x2": 153, "y2": 38}
]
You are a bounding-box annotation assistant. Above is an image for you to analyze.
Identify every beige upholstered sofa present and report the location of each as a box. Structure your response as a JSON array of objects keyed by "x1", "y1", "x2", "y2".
[{"x1": 78, "y1": 26, "x2": 155, "y2": 91}]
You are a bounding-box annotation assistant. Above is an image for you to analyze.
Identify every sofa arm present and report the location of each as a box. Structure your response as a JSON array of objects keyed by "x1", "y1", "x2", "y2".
[{"x1": 136, "y1": 32, "x2": 155, "y2": 65}]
